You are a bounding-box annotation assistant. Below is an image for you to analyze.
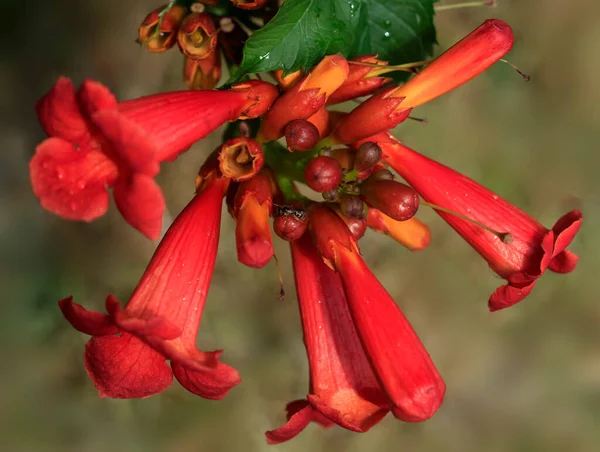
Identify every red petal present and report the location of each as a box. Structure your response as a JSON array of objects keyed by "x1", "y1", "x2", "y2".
[
  {"x1": 488, "y1": 279, "x2": 537, "y2": 312},
  {"x1": 77, "y1": 79, "x2": 118, "y2": 115},
  {"x1": 92, "y1": 109, "x2": 159, "y2": 176},
  {"x1": 112, "y1": 174, "x2": 165, "y2": 240},
  {"x1": 30, "y1": 138, "x2": 117, "y2": 221},
  {"x1": 549, "y1": 210, "x2": 582, "y2": 272},
  {"x1": 171, "y1": 361, "x2": 241, "y2": 400},
  {"x1": 84, "y1": 333, "x2": 173, "y2": 399},
  {"x1": 266, "y1": 403, "x2": 315, "y2": 445},
  {"x1": 35, "y1": 76, "x2": 92, "y2": 146},
  {"x1": 549, "y1": 250, "x2": 579, "y2": 274},
  {"x1": 58, "y1": 296, "x2": 119, "y2": 336},
  {"x1": 105, "y1": 295, "x2": 181, "y2": 340}
]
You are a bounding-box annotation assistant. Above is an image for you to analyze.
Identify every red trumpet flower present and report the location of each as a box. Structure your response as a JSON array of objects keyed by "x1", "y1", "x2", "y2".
[
  {"x1": 266, "y1": 234, "x2": 388, "y2": 444},
  {"x1": 30, "y1": 77, "x2": 277, "y2": 238},
  {"x1": 332, "y1": 19, "x2": 514, "y2": 144},
  {"x1": 309, "y1": 204, "x2": 445, "y2": 421},
  {"x1": 369, "y1": 132, "x2": 582, "y2": 311},
  {"x1": 58, "y1": 175, "x2": 241, "y2": 399}
]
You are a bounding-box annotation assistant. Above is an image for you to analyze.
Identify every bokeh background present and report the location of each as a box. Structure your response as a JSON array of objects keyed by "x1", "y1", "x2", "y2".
[{"x1": 1, "y1": 1, "x2": 599, "y2": 451}]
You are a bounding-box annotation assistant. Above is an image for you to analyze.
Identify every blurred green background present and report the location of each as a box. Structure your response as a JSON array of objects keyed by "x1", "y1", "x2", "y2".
[{"x1": 1, "y1": 1, "x2": 599, "y2": 451}]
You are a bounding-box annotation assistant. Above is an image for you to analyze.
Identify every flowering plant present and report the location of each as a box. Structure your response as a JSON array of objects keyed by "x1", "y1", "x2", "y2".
[{"x1": 30, "y1": 0, "x2": 582, "y2": 444}]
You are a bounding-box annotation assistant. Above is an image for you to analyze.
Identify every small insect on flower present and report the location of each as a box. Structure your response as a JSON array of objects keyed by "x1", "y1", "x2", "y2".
[{"x1": 273, "y1": 204, "x2": 308, "y2": 221}]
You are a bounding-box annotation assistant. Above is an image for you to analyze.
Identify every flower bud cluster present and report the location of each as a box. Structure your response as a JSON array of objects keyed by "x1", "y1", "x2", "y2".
[{"x1": 138, "y1": 1, "x2": 275, "y2": 89}]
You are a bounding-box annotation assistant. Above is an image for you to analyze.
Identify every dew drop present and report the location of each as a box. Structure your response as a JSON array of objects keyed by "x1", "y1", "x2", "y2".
[
  {"x1": 56, "y1": 168, "x2": 65, "y2": 180},
  {"x1": 76, "y1": 181, "x2": 86, "y2": 190},
  {"x1": 383, "y1": 31, "x2": 391, "y2": 40},
  {"x1": 383, "y1": 19, "x2": 391, "y2": 28}
]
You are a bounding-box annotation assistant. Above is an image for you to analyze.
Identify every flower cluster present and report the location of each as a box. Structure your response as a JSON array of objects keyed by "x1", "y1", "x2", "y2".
[
  {"x1": 30, "y1": 17, "x2": 581, "y2": 444},
  {"x1": 138, "y1": 1, "x2": 274, "y2": 89}
]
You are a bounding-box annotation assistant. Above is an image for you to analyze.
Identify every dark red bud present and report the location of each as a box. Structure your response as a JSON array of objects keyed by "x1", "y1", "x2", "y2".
[
  {"x1": 370, "y1": 168, "x2": 395, "y2": 181},
  {"x1": 304, "y1": 156, "x2": 343, "y2": 193},
  {"x1": 360, "y1": 179, "x2": 419, "y2": 221},
  {"x1": 273, "y1": 205, "x2": 308, "y2": 241},
  {"x1": 284, "y1": 119, "x2": 320, "y2": 151},
  {"x1": 355, "y1": 141, "x2": 383, "y2": 172},
  {"x1": 340, "y1": 195, "x2": 368, "y2": 220},
  {"x1": 333, "y1": 207, "x2": 367, "y2": 240},
  {"x1": 322, "y1": 187, "x2": 340, "y2": 202}
]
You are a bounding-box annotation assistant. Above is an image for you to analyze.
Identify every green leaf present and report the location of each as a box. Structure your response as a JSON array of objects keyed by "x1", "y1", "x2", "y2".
[
  {"x1": 348, "y1": 0, "x2": 437, "y2": 81},
  {"x1": 227, "y1": 0, "x2": 360, "y2": 84}
]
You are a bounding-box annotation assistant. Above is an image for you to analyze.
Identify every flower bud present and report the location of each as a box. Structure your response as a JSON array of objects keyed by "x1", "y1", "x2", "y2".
[
  {"x1": 367, "y1": 209, "x2": 430, "y2": 251},
  {"x1": 273, "y1": 204, "x2": 308, "y2": 241},
  {"x1": 340, "y1": 195, "x2": 368, "y2": 220},
  {"x1": 333, "y1": 206, "x2": 367, "y2": 240},
  {"x1": 138, "y1": 4, "x2": 187, "y2": 52},
  {"x1": 329, "y1": 147, "x2": 355, "y2": 171},
  {"x1": 218, "y1": 137, "x2": 264, "y2": 181},
  {"x1": 234, "y1": 170, "x2": 275, "y2": 268},
  {"x1": 360, "y1": 179, "x2": 419, "y2": 221},
  {"x1": 273, "y1": 69, "x2": 303, "y2": 91},
  {"x1": 177, "y1": 13, "x2": 217, "y2": 59},
  {"x1": 285, "y1": 119, "x2": 320, "y2": 151},
  {"x1": 370, "y1": 168, "x2": 394, "y2": 181},
  {"x1": 322, "y1": 187, "x2": 340, "y2": 202},
  {"x1": 183, "y1": 51, "x2": 221, "y2": 90},
  {"x1": 327, "y1": 55, "x2": 393, "y2": 105},
  {"x1": 232, "y1": 0, "x2": 267, "y2": 10},
  {"x1": 304, "y1": 156, "x2": 343, "y2": 193},
  {"x1": 307, "y1": 106, "x2": 330, "y2": 138},
  {"x1": 355, "y1": 141, "x2": 383, "y2": 172},
  {"x1": 259, "y1": 55, "x2": 349, "y2": 141},
  {"x1": 230, "y1": 80, "x2": 279, "y2": 119}
]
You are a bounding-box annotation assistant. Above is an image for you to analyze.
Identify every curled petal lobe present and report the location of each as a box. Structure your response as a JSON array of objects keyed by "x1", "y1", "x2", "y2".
[
  {"x1": 77, "y1": 79, "x2": 118, "y2": 116},
  {"x1": 30, "y1": 138, "x2": 117, "y2": 222},
  {"x1": 58, "y1": 297, "x2": 119, "y2": 337},
  {"x1": 35, "y1": 77, "x2": 91, "y2": 145},
  {"x1": 172, "y1": 362, "x2": 241, "y2": 400},
  {"x1": 266, "y1": 403, "x2": 315, "y2": 445}
]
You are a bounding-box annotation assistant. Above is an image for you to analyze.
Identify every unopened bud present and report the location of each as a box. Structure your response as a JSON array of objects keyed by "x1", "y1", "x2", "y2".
[
  {"x1": 183, "y1": 51, "x2": 221, "y2": 90},
  {"x1": 355, "y1": 141, "x2": 383, "y2": 172},
  {"x1": 322, "y1": 187, "x2": 340, "y2": 202},
  {"x1": 370, "y1": 168, "x2": 395, "y2": 181},
  {"x1": 333, "y1": 206, "x2": 367, "y2": 240},
  {"x1": 304, "y1": 156, "x2": 343, "y2": 193},
  {"x1": 273, "y1": 205, "x2": 308, "y2": 241},
  {"x1": 340, "y1": 195, "x2": 368, "y2": 220},
  {"x1": 177, "y1": 13, "x2": 218, "y2": 59},
  {"x1": 230, "y1": 80, "x2": 279, "y2": 119},
  {"x1": 218, "y1": 137, "x2": 264, "y2": 181},
  {"x1": 284, "y1": 119, "x2": 320, "y2": 151},
  {"x1": 361, "y1": 179, "x2": 419, "y2": 221}
]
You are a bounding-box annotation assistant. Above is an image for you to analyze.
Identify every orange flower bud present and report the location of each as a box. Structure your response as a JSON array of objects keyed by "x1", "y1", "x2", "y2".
[
  {"x1": 138, "y1": 4, "x2": 187, "y2": 52},
  {"x1": 183, "y1": 51, "x2": 222, "y2": 90},
  {"x1": 327, "y1": 55, "x2": 393, "y2": 105},
  {"x1": 234, "y1": 170, "x2": 275, "y2": 268},
  {"x1": 177, "y1": 13, "x2": 217, "y2": 59},
  {"x1": 367, "y1": 209, "x2": 431, "y2": 251},
  {"x1": 259, "y1": 56, "x2": 349, "y2": 141},
  {"x1": 273, "y1": 69, "x2": 304, "y2": 91},
  {"x1": 306, "y1": 106, "x2": 330, "y2": 138},
  {"x1": 218, "y1": 137, "x2": 264, "y2": 181},
  {"x1": 230, "y1": 80, "x2": 279, "y2": 119},
  {"x1": 392, "y1": 19, "x2": 514, "y2": 109},
  {"x1": 332, "y1": 20, "x2": 514, "y2": 144}
]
